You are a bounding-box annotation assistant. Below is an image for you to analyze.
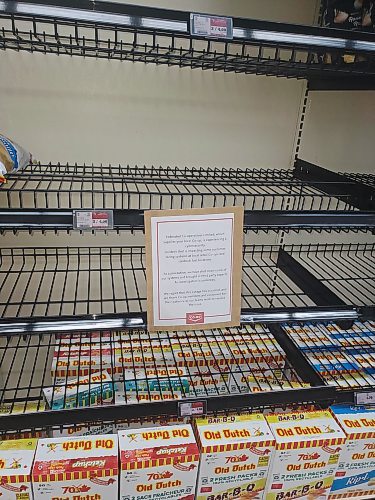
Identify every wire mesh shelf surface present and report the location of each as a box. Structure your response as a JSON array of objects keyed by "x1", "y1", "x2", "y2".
[
  {"x1": 282, "y1": 320, "x2": 375, "y2": 392},
  {"x1": 0, "y1": 325, "x2": 310, "y2": 428},
  {"x1": 0, "y1": 163, "x2": 356, "y2": 212},
  {"x1": 1, "y1": 10, "x2": 375, "y2": 79},
  {"x1": 0, "y1": 245, "x2": 314, "y2": 319},
  {"x1": 0, "y1": 243, "x2": 373, "y2": 321},
  {"x1": 288, "y1": 243, "x2": 375, "y2": 307},
  {"x1": 344, "y1": 172, "x2": 375, "y2": 189}
]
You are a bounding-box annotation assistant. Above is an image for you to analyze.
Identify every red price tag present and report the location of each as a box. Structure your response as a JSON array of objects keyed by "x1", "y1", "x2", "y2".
[
  {"x1": 190, "y1": 14, "x2": 233, "y2": 40},
  {"x1": 179, "y1": 401, "x2": 207, "y2": 417},
  {"x1": 74, "y1": 210, "x2": 114, "y2": 230}
]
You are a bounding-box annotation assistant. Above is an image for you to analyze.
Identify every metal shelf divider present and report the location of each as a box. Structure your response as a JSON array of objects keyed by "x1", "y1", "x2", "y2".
[{"x1": 293, "y1": 159, "x2": 375, "y2": 211}]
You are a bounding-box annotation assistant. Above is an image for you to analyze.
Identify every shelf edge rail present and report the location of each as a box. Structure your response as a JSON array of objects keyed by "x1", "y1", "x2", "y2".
[{"x1": 2, "y1": 0, "x2": 375, "y2": 52}]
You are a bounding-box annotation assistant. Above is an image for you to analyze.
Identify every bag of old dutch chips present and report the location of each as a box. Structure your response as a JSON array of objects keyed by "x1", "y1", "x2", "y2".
[{"x1": 0, "y1": 134, "x2": 32, "y2": 184}]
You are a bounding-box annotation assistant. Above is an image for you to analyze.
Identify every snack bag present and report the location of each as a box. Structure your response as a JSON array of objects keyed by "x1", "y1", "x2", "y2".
[{"x1": 0, "y1": 134, "x2": 31, "y2": 183}]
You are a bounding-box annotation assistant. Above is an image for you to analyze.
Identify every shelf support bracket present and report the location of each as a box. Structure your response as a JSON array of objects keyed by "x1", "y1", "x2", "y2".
[
  {"x1": 293, "y1": 158, "x2": 375, "y2": 211},
  {"x1": 276, "y1": 247, "x2": 354, "y2": 329}
]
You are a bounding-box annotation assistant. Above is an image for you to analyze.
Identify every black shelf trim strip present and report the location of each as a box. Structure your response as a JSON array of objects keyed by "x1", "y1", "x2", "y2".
[
  {"x1": 0, "y1": 307, "x2": 359, "y2": 336},
  {"x1": 293, "y1": 159, "x2": 375, "y2": 211},
  {"x1": 268, "y1": 324, "x2": 326, "y2": 387},
  {"x1": 309, "y1": 77, "x2": 375, "y2": 91},
  {"x1": 0, "y1": 208, "x2": 374, "y2": 231}
]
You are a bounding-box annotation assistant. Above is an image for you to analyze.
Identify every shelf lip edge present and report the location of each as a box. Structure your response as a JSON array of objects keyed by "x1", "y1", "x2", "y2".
[
  {"x1": 2, "y1": 1, "x2": 375, "y2": 51},
  {"x1": 0, "y1": 307, "x2": 359, "y2": 335}
]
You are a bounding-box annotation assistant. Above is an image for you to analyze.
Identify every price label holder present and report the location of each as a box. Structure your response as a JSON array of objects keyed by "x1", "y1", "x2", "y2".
[
  {"x1": 74, "y1": 210, "x2": 114, "y2": 230},
  {"x1": 178, "y1": 400, "x2": 207, "y2": 418},
  {"x1": 190, "y1": 13, "x2": 233, "y2": 40},
  {"x1": 355, "y1": 391, "x2": 375, "y2": 406}
]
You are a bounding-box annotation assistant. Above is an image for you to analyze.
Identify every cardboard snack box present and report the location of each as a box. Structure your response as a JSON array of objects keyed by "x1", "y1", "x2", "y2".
[
  {"x1": 32, "y1": 435, "x2": 118, "y2": 500},
  {"x1": 329, "y1": 405, "x2": 375, "y2": 499},
  {"x1": 265, "y1": 410, "x2": 346, "y2": 500},
  {"x1": 194, "y1": 414, "x2": 275, "y2": 500},
  {"x1": 119, "y1": 424, "x2": 199, "y2": 500},
  {"x1": 0, "y1": 439, "x2": 37, "y2": 499}
]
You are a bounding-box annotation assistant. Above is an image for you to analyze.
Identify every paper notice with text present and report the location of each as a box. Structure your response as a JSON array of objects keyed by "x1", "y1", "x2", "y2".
[{"x1": 145, "y1": 207, "x2": 243, "y2": 331}]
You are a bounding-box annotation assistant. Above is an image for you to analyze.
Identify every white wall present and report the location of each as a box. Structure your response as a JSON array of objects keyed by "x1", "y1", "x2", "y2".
[
  {"x1": 0, "y1": 0, "x2": 319, "y2": 170},
  {"x1": 0, "y1": 52, "x2": 306, "y2": 170},
  {"x1": 299, "y1": 91, "x2": 375, "y2": 173}
]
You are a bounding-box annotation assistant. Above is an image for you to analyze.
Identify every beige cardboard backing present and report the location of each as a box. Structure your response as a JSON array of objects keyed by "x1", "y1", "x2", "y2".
[{"x1": 145, "y1": 206, "x2": 244, "y2": 332}]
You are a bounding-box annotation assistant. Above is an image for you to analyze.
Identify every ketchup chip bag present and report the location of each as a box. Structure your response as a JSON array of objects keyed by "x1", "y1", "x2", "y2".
[{"x1": 0, "y1": 134, "x2": 32, "y2": 183}]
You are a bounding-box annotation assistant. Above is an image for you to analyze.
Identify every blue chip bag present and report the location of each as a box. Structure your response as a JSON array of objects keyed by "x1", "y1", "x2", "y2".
[{"x1": 0, "y1": 134, "x2": 32, "y2": 183}]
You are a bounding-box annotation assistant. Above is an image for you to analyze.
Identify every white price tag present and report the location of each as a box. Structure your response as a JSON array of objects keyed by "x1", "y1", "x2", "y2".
[
  {"x1": 179, "y1": 401, "x2": 207, "y2": 417},
  {"x1": 355, "y1": 391, "x2": 375, "y2": 406},
  {"x1": 190, "y1": 13, "x2": 233, "y2": 39},
  {"x1": 74, "y1": 210, "x2": 113, "y2": 230}
]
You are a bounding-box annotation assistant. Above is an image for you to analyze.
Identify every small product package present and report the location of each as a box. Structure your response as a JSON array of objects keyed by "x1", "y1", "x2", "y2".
[
  {"x1": 264, "y1": 410, "x2": 346, "y2": 500},
  {"x1": 0, "y1": 439, "x2": 37, "y2": 499},
  {"x1": 329, "y1": 404, "x2": 375, "y2": 499},
  {"x1": 115, "y1": 415, "x2": 186, "y2": 433},
  {"x1": 51, "y1": 422, "x2": 114, "y2": 438},
  {"x1": 119, "y1": 424, "x2": 199, "y2": 500},
  {"x1": 194, "y1": 414, "x2": 275, "y2": 500},
  {"x1": 51, "y1": 347, "x2": 113, "y2": 383},
  {"x1": 0, "y1": 134, "x2": 31, "y2": 184},
  {"x1": 43, "y1": 371, "x2": 114, "y2": 409},
  {"x1": 32, "y1": 435, "x2": 118, "y2": 499}
]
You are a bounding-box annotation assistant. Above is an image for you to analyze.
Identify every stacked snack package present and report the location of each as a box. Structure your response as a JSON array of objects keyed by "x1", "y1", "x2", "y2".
[
  {"x1": 282, "y1": 322, "x2": 375, "y2": 389},
  {"x1": 43, "y1": 371, "x2": 114, "y2": 409},
  {"x1": 0, "y1": 439, "x2": 37, "y2": 499},
  {"x1": 50, "y1": 325, "x2": 291, "y2": 409},
  {"x1": 329, "y1": 404, "x2": 375, "y2": 499},
  {"x1": 194, "y1": 414, "x2": 275, "y2": 500},
  {"x1": 264, "y1": 409, "x2": 346, "y2": 499},
  {"x1": 119, "y1": 424, "x2": 199, "y2": 500},
  {"x1": 51, "y1": 422, "x2": 114, "y2": 437},
  {"x1": 32, "y1": 434, "x2": 118, "y2": 499},
  {"x1": 324, "y1": 322, "x2": 375, "y2": 388}
]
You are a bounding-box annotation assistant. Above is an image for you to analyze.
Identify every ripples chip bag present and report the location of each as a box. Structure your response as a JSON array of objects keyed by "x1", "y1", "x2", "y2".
[{"x1": 0, "y1": 134, "x2": 32, "y2": 184}]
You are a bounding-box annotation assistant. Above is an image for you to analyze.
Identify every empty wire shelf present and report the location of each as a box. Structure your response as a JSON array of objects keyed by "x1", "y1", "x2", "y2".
[
  {"x1": 0, "y1": 325, "x2": 332, "y2": 432},
  {"x1": 287, "y1": 243, "x2": 375, "y2": 307},
  {"x1": 1, "y1": 1, "x2": 375, "y2": 80},
  {"x1": 0, "y1": 243, "x2": 372, "y2": 322},
  {"x1": 343, "y1": 172, "x2": 375, "y2": 189},
  {"x1": 0, "y1": 163, "x2": 355, "y2": 212},
  {"x1": 0, "y1": 245, "x2": 315, "y2": 320}
]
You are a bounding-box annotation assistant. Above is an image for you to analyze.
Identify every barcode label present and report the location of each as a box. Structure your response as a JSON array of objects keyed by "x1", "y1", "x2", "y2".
[
  {"x1": 74, "y1": 210, "x2": 114, "y2": 230},
  {"x1": 190, "y1": 14, "x2": 233, "y2": 39}
]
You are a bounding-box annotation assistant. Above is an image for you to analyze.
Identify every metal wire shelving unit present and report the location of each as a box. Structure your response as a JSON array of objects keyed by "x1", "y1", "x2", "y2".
[
  {"x1": 0, "y1": 1, "x2": 375, "y2": 433},
  {"x1": 1, "y1": 0, "x2": 375, "y2": 87}
]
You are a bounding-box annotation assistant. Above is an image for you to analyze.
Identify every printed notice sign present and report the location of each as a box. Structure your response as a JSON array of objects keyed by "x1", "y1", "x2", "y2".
[{"x1": 145, "y1": 207, "x2": 243, "y2": 332}]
